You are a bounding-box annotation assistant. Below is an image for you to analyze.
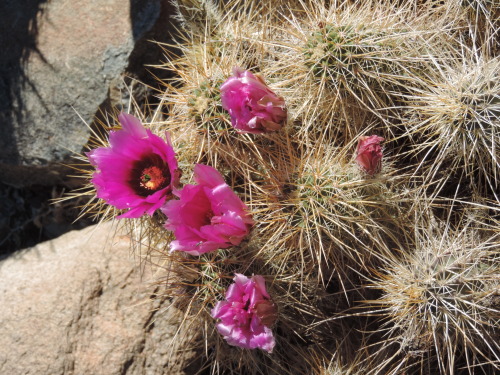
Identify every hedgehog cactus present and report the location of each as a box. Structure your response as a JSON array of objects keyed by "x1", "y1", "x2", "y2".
[
  {"x1": 403, "y1": 56, "x2": 500, "y2": 196},
  {"x1": 283, "y1": 147, "x2": 400, "y2": 266},
  {"x1": 188, "y1": 78, "x2": 231, "y2": 133},
  {"x1": 366, "y1": 215, "x2": 500, "y2": 374},
  {"x1": 304, "y1": 24, "x2": 389, "y2": 83},
  {"x1": 70, "y1": 0, "x2": 500, "y2": 374}
]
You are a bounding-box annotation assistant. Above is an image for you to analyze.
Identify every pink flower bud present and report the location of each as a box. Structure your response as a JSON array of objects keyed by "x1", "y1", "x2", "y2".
[
  {"x1": 161, "y1": 164, "x2": 254, "y2": 255},
  {"x1": 211, "y1": 274, "x2": 277, "y2": 353},
  {"x1": 355, "y1": 135, "x2": 384, "y2": 175},
  {"x1": 220, "y1": 67, "x2": 287, "y2": 134}
]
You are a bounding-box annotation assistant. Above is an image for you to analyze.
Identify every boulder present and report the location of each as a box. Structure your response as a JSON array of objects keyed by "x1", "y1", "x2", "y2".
[
  {"x1": 0, "y1": 0, "x2": 176, "y2": 187},
  {"x1": 0, "y1": 221, "x2": 196, "y2": 375}
]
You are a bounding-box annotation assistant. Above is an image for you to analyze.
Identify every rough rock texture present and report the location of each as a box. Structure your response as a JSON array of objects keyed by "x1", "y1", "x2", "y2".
[
  {"x1": 0, "y1": 0, "x2": 176, "y2": 187},
  {"x1": 0, "y1": 222, "x2": 196, "y2": 375}
]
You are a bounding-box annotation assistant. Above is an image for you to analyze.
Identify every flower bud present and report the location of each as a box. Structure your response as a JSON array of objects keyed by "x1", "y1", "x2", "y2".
[
  {"x1": 220, "y1": 67, "x2": 287, "y2": 134},
  {"x1": 355, "y1": 135, "x2": 384, "y2": 175}
]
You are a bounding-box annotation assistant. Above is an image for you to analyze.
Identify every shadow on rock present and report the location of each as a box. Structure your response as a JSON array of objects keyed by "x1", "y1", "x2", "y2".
[{"x1": 0, "y1": 0, "x2": 49, "y2": 165}]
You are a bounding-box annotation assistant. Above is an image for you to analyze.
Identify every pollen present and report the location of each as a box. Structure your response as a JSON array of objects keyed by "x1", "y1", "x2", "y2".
[
  {"x1": 140, "y1": 166, "x2": 168, "y2": 191},
  {"x1": 129, "y1": 153, "x2": 171, "y2": 197}
]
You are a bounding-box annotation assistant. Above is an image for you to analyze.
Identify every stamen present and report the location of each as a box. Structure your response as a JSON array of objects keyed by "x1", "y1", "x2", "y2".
[
  {"x1": 140, "y1": 167, "x2": 167, "y2": 190},
  {"x1": 129, "y1": 154, "x2": 171, "y2": 196}
]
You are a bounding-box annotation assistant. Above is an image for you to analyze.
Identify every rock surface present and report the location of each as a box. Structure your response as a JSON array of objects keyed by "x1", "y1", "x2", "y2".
[
  {"x1": 0, "y1": 0, "x2": 175, "y2": 187},
  {"x1": 0, "y1": 221, "x2": 196, "y2": 375}
]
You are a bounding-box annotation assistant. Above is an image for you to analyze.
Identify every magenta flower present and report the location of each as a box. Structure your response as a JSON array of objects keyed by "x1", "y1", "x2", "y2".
[
  {"x1": 87, "y1": 113, "x2": 179, "y2": 218},
  {"x1": 220, "y1": 67, "x2": 287, "y2": 134},
  {"x1": 161, "y1": 164, "x2": 253, "y2": 255},
  {"x1": 355, "y1": 135, "x2": 385, "y2": 175},
  {"x1": 212, "y1": 274, "x2": 277, "y2": 353}
]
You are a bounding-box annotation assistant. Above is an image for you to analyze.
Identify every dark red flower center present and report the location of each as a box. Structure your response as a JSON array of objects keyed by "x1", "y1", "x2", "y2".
[
  {"x1": 202, "y1": 209, "x2": 214, "y2": 226},
  {"x1": 129, "y1": 154, "x2": 171, "y2": 197}
]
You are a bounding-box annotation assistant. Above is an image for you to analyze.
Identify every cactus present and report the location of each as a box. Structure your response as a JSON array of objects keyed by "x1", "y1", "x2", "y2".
[
  {"x1": 188, "y1": 78, "x2": 232, "y2": 133},
  {"x1": 403, "y1": 56, "x2": 500, "y2": 197},
  {"x1": 68, "y1": 1, "x2": 500, "y2": 374},
  {"x1": 303, "y1": 24, "x2": 393, "y2": 85},
  {"x1": 365, "y1": 213, "x2": 500, "y2": 374},
  {"x1": 266, "y1": 0, "x2": 449, "y2": 143},
  {"x1": 269, "y1": 145, "x2": 405, "y2": 274}
]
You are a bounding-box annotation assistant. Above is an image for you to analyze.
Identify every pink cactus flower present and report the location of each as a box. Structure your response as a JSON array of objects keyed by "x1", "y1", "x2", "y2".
[
  {"x1": 87, "y1": 113, "x2": 179, "y2": 219},
  {"x1": 212, "y1": 274, "x2": 277, "y2": 353},
  {"x1": 161, "y1": 164, "x2": 253, "y2": 255},
  {"x1": 355, "y1": 135, "x2": 385, "y2": 175},
  {"x1": 220, "y1": 67, "x2": 287, "y2": 134}
]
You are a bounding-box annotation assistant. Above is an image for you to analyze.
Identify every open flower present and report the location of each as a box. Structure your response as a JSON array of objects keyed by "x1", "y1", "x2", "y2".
[
  {"x1": 355, "y1": 135, "x2": 384, "y2": 175},
  {"x1": 87, "y1": 113, "x2": 179, "y2": 218},
  {"x1": 162, "y1": 164, "x2": 253, "y2": 255},
  {"x1": 212, "y1": 274, "x2": 277, "y2": 353},
  {"x1": 220, "y1": 67, "x2": 287, "y2": 134}
]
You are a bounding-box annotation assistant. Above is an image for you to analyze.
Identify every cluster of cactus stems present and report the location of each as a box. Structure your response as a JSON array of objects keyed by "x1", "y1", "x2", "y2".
[{"x1": 69, "y1": 0, "x2": 499, "y2": 374}]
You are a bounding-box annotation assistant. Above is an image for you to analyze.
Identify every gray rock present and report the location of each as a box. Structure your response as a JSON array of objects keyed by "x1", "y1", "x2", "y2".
[
  {"x1": 0, "y1": 0, "x2": 175, "y2": 187},
  {"x1": 0, "y1": 221, "x2": 196, "y2": 375}
]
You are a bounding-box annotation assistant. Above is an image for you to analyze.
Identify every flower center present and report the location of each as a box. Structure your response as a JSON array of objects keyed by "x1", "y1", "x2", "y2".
[
  {"x1": 130, "y1": 154, "x2": 171, "y2": 197},
  {"x1": 202, "y1": 209, "x2": 214, "y2": 226},
  {"x1": 140, "y1": 166, "x2": 167, "y2": 190}
]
